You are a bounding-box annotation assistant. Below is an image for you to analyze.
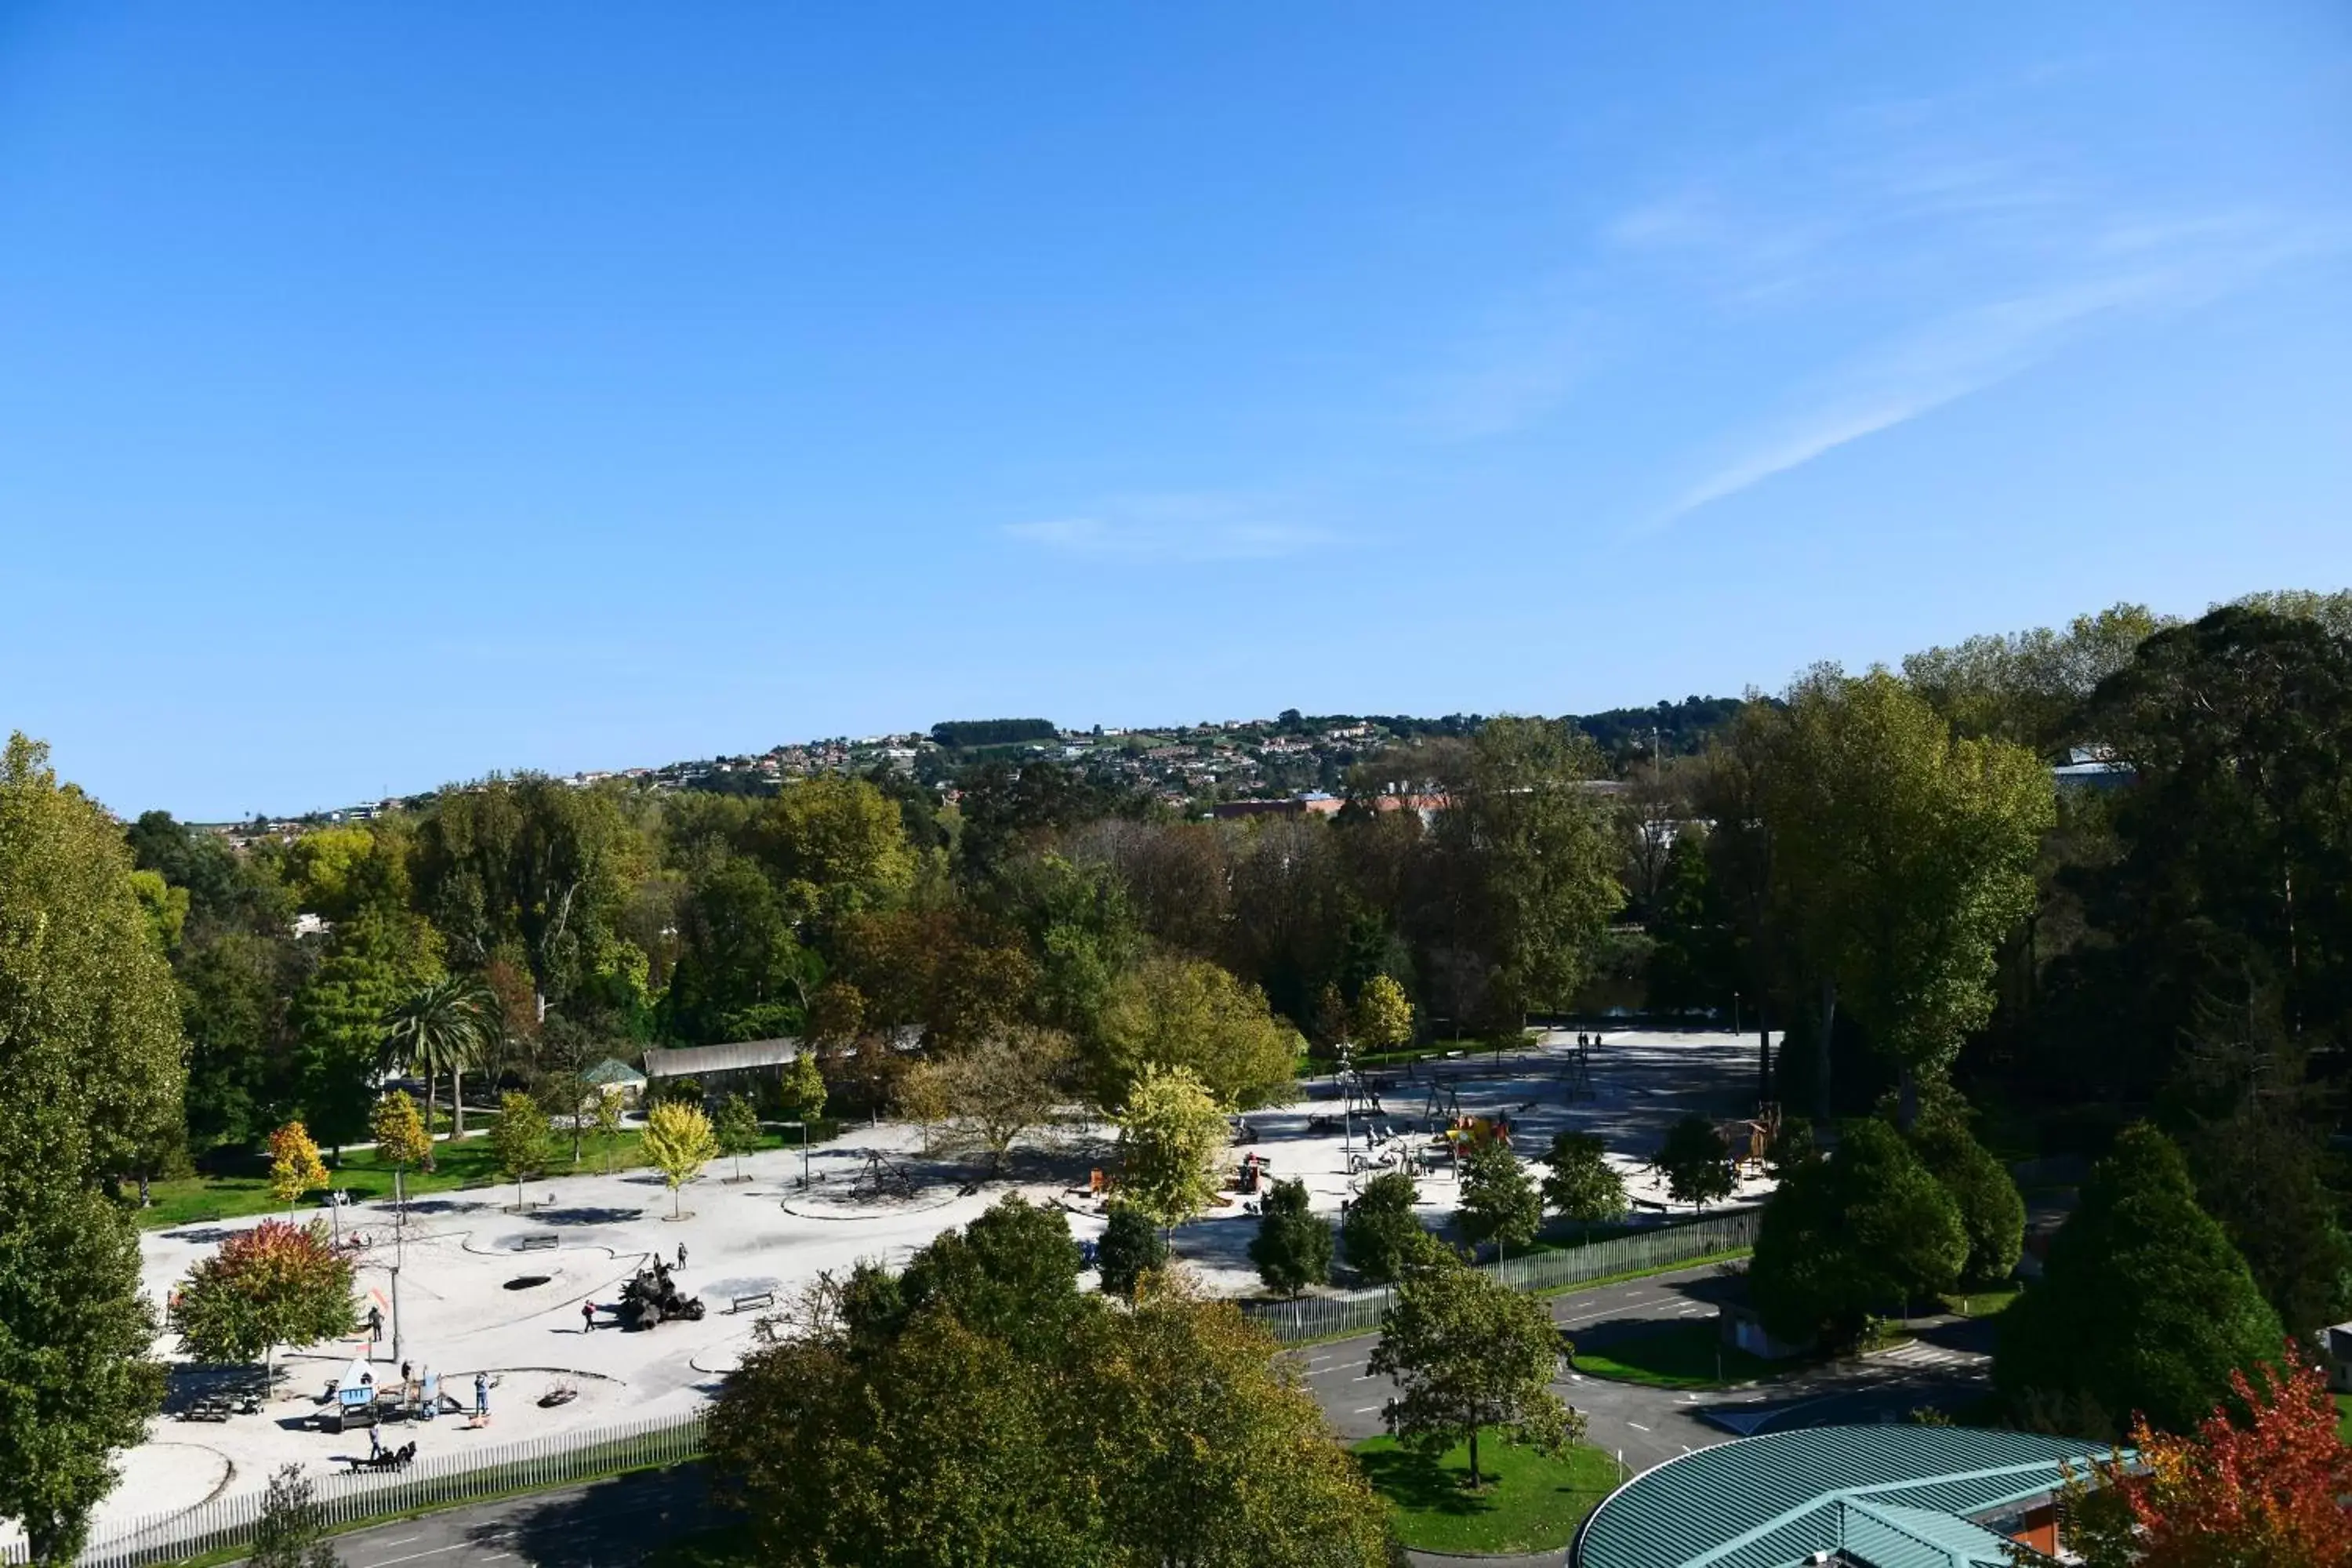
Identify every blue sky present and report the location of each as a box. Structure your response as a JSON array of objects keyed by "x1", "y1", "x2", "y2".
[{"x1": 3, "y1": 5, "x2": 2348, "y2": 819}]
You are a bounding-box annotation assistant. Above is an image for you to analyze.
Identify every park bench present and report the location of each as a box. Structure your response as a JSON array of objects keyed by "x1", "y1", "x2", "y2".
[
  {"x1": 730, "y1": 1290, "x2": 776, "y2": 1314},
  {"x1": 516, "y1": 1234, "x2": 560, "y2": 1252}
]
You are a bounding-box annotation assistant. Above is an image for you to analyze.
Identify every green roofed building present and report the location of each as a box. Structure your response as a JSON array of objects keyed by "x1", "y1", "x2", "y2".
[{"x1": 1571, "y1": 1426, "x2": 2114, "y2": 1568}]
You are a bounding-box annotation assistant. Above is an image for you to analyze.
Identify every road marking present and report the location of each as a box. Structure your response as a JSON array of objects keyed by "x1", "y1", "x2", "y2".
[
  {"x1": 1624, "y1": 1421, "x2": 1650, "y2": 1432},
  {"x1": 1352, "y1": 1372, "x2": 1381, "y2": 1381},
  {"x1": 379, "y1": 1540, "x2": 423, "y2": 1549},
  {"x1": 356, "y1": 1545, "x2": 470, "y2": 1567},
  {"x1": 1354, "y1": 1405, "x2": 1382, "y2": 1414}
]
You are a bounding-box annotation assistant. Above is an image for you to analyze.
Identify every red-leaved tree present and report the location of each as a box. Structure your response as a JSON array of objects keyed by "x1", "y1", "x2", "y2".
[
  {"x1": 2043, "y1": 1349, "x2": 2352, "y2": 1567},
  {"x1": 169, "y1": 1218, "x2": 356, "y2": 1380}
]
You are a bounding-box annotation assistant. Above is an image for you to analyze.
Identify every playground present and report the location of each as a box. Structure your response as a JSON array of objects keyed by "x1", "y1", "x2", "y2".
[{"x1": 62, "y1": 1026, "x2": 1775, "y2": 1552}]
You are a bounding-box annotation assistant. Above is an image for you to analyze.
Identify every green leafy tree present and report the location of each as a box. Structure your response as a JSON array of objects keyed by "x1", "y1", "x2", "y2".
[
  {"x1": 1455, "y1": 1138, "x2": 1541, "y2": 1256},
  {"x1": 892, "y1": 1196, "x2": 1089, "y2": 1359},
  {"x1": 746, "y1": 775, "x2": 916, "y2": 920},
  {"x1": 368, "y1": 1093, "x2": 430, "y2": 1214},
  {"x1": 0, "y1": 736, "x2": 183, "y2": 1565},
  {"x1": 1342, "y1": 1171, "x2": 1429, "y2": 1284},
  {"x1": 709, "y1": 1218, "x2": 1388, "y2": 1566},
  {"x1": 1763, "y1": 669, "x2": 2054, "y2": 1127},
  {"x1": 1093, "y1": 954, "x2": 1302, "y2": 1112},
  {"x1": 408, "y1": 774, "x2": 635, "y2": 1003},
  {"x1": 1352, "y1": 974, "x2": 1414, "y2": 1053},
  {"x1": 490, "y1": 1091, "x2": 552, "y2": 1211},
  {"x1": 1094, "y1": 1202, "x2": 1166, "y2": 1299},
  {"x1": 643, "y1": 1100, "x2": 718, "y2": 1219},
  {"x1": 169, "y1": 1218, "x2": 356, "y2": 1379},
  {"x1": 292, "y1": 908, "x2": 441, "y2": 1152},
  {"x1": 937, "y1": 1028, "x2": 1070, "y2": 1176},
  {"x1": 377, "y1": 972, "x2": 495, "y2": 1152},
  {"x1": 1248, "y1": 1178, "x2": 1333, "y2": 1297},
  {"x1": 247, "y1": 1465, "x2": 338, "y2": 1568},
  {"x1": 659, "y1": 856, "x2": 822, "y2": 1045},
  {"x1": 1113, "y1": 1064, "x2": 1232, "y2": 1238},
  {"x1": 0, "y1": 1187, "x2": 163, "y2": 1566},
  {"x1": 1650, "y1": 1113, "x2": 1736, "y2": 1210},
  {"x1": 1748, "y1": 1119, "x2": 1968, "y2": 1348},
  {"x1": 1997, "y1": 1123, "x2": 2285, "y2": 1436},
  {"x1": 1908, "y1": 1114, "x2": 2024, "y2": 1287},
  {"x1": 714, "y1": 1093, "x2": 762, "y2": 1181},
  {"x1": 176, "y1": 927, "x2": 305, "y2": 1156},
  {"x1": 590, "y1": 1089, "x2": 624, "y2": 1174},
  {"x1": 1903, "y1": 601, "x2": 2166, "y2": 752},
  {"x1": 1367, "y1": 1248, "x2": 1582, "y2": 1490},
  {"x1": 1540, "y1": 1131, "x2": 1629, "y2": 1241},
  {"x1": 782, "y1": 1050, "x2": 828, "y2": 1123},
  {"x1": 1066, "y1": 1290, "x2": 1390, "y2": 1566},
  {"x1": 1425, "y1": 716, "x2": 1624, "y2": 1029}
]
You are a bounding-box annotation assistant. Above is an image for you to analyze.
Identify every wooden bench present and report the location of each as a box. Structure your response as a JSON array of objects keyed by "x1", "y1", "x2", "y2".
[
  {"x1": 730, "y1": 1290, "x2": 776, "y2": 1315},
  {"x1": 516, "y1": 1234, "x2": 560, "y2": 1252}
]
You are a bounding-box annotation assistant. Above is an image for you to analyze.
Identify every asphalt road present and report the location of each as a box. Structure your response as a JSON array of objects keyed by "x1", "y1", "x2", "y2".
[{"x1": 327, "y1": 1466, "x2": 708, "y2": 1568}]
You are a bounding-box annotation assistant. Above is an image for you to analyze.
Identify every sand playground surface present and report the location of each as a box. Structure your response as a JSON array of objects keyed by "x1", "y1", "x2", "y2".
[{"x1": 60, "y1": 1027, "x2": 1777, "y2": 1549}]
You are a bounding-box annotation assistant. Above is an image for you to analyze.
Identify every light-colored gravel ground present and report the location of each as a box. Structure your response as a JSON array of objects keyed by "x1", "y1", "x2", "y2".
[{"x1": 42, "y1": 1026, "x2": 1777, "y2": 1551}]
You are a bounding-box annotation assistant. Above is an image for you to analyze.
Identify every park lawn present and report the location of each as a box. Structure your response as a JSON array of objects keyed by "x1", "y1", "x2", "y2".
[
  {"x1": 138, "y1": 1120, "x2": 836, "y2": 1229},
  {"x1": 1353, "y1": 1435, "x2": 1620, "y2": 1555},
  {"x1": 2336, "y1": 1394, "x2": 2352, "y2": 1446},
  {"x1": 1570, "y1": 1319, "x2": 1780, "y2": 1390},
  {"x1": 1939, "y1": 1285, "x2": 2022, "y2": 1319}
]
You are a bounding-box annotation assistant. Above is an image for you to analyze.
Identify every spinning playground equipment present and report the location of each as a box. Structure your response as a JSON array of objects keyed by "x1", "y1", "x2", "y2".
[{"x1": 848, "y1": 1149, "x2": 918, "y2": 1200}]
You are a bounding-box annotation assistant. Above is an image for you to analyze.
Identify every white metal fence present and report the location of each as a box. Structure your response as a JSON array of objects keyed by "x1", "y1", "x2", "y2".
[
  {"x1": 1241, "y1": 1208, "x2": 1760, "y2": 1344},
  {"x1": 4, "y1": 1412, "x2": 706, "y2": 1568}
]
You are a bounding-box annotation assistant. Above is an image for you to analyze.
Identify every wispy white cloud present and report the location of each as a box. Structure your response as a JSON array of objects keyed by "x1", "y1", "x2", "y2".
[
  {"x1": 1653, "y1": 211, "x2": 2347, "y2": 524},
  {"x1": 1585, "y1": 71, "x2": 2352, "y2": 528},
  {"x1": 1004, "y1": 493, "x2": 1340, "y2": 563}
]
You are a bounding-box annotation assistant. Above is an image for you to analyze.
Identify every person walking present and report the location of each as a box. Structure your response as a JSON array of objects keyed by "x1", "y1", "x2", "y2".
[
  {"x1": 581, "y1": 1300, "x2": 597, "y2": 1334},
  {"x1": 676, "y1": 1242, "x2": 688, "y2": 1270},
  {"x1": 474, "y1": 1370, "x2": 489, "y2": 1421},
  {"x1": 366, "y1": 1304, "x2": 383, "y2": 1343},
  {"x1": 368, "y1": 1423, "x2": 383, "y2": 1460}
]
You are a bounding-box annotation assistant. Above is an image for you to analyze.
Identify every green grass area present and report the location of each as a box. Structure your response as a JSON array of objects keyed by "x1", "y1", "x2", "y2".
[
  {"x1": 1939, "y1": 1286, "x2": 2022, "y2": 1319},
  {"x1": 140, "y1": 1121, "x2": 837, "y2": 1230},
  {"x1": 2336, "y1": 1394, "x2": 2352, "y2": 1446},
  {"x1": 1569, "y1": 1319, "x2": 1780, "y2": 1390},
  {"x1": 1353, "y1": 1435, "x2": 1621, "y2": 1555}
]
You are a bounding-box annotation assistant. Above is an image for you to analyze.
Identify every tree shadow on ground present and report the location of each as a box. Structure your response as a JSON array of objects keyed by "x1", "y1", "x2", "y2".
[
  {"x1": 485, "y1": 1463, "x2": 714, "y2": 1567},
  {"x1": 535, "y1": 1206, "x2": 646, "y2": 1227},
  {"x1": 1354, "y1": 1446, "x2": 1496, "y2": 1518}
]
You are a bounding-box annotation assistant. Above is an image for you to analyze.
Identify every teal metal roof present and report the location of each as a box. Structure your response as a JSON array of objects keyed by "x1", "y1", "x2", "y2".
[
  {"x1": 1836, "y1": 1501, "x2": 2014, "y2": 1568},
  {"x1": 1571, "y1": 1427, "x2": 2108, "y2": 1568},
  {"x1": 582, "y1": 1057, "x2": 646, "y2": 1087}
]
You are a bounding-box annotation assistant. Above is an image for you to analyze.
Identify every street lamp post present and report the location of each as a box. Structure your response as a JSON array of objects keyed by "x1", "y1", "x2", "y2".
[{"x1": 782, "y1": 1121, "x2": 811, "y2": 1188}]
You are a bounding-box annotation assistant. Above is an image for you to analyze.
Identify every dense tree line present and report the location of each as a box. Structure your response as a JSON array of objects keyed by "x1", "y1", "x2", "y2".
[{"x1": 128, "y1": 717, "x2": 1629, "y2": 1169}]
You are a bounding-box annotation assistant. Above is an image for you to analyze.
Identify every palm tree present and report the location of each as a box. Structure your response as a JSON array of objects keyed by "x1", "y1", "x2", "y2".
[{"x1": 379, "y1": 975, "x2": 497, "y2": 1165}]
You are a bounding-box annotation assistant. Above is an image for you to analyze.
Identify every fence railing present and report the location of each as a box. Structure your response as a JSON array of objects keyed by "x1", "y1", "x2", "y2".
[
  {"x1": 3, "y1": 1411, "x2": 707, "y2": 1568},
  {"x1": 1240, "y1": 1208, "x2": 1760, "y2": 1344}
]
